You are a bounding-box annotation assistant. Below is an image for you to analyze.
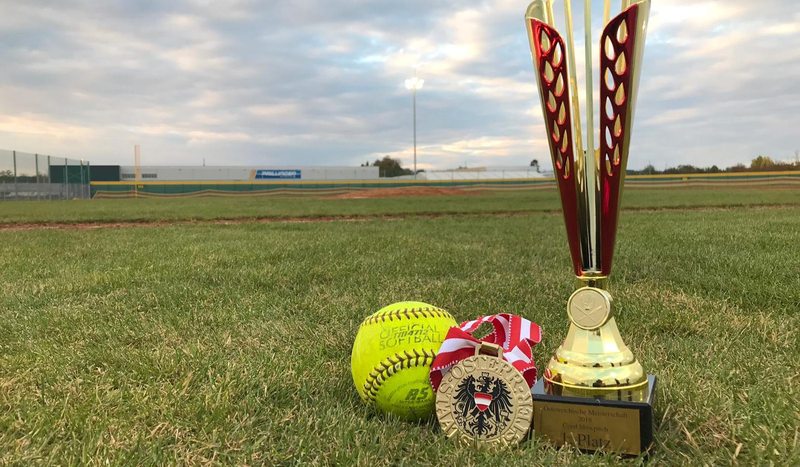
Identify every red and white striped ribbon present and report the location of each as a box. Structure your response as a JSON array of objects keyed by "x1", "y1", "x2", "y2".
[{"x1": 430, "y1": 313, "x2": 542, "y2": 391}]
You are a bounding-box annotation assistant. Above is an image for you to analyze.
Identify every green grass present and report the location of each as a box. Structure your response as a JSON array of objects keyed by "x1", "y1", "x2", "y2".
[
  {"x1": 0, "y1": 187, "x2": 798, "y2": 224},
  {"x1": 0, "y1": 188, "x2": 798, "y2": 464}
]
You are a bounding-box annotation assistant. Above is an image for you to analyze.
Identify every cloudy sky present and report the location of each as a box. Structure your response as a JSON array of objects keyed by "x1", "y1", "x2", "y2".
[{"x1": 0, "y1": 0, "x2": 798, "y2": 170}]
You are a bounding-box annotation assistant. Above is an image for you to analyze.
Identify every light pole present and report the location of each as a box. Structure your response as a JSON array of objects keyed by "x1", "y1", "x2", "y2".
[{"x1": 404, "y1": 76, "x2": 424, "y2": 179}]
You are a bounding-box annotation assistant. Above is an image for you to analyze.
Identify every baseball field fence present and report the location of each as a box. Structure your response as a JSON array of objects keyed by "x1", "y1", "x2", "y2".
[
  {"x1": 90, "y1": 171, "x2": 800, "y2": 199},
  {"x1": 0, "y1": 149, "x2": 91, "y2": 201}
]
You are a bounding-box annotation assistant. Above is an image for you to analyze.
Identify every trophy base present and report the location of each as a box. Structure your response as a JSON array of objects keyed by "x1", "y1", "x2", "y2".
[{"x1": 531, "y1": 375, "x2": 657, "y2": 456}]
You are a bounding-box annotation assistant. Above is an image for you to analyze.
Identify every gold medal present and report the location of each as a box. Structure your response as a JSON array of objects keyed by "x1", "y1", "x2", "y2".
[{"x1": 435, "y1": 344, "x2": 533, "y2": 447}]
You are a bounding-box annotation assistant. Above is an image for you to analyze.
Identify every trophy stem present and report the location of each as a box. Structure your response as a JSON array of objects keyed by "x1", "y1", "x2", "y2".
[{"x1": 582, "y1": 0, "x2": 600, "y2": 273}]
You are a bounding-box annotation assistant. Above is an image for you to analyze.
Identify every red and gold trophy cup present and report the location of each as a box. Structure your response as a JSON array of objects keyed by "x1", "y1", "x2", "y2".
[{"x1": 525, "y1": 0, "x2": 656, "y2": 455}]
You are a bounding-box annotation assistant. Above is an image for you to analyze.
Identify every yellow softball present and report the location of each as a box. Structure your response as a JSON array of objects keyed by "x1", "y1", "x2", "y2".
[{"x1": 351, "y1": 301, "x2": 457, "y2": 421}]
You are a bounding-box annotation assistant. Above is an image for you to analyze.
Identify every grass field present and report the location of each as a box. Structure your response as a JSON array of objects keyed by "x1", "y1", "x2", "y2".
[
  {"x1": 1, "y1": 187, "x2": 798, "y2": 465},
  {"x1": 1, "y1": 188, "x2": 799, "y2": 225}
]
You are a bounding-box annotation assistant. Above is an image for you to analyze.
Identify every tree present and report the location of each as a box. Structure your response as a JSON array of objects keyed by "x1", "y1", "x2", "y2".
[
  {"x1": 663, "y1": 164, "x2": 699, "y2": 175},
  {"x1": 530, "y1": 159, "x2": 540, "y2": 172},
  {"x1": 372, "y1": 156, "x2": 413, "y2": 177},
  {"x1": 750, "y1": 155, "x2": 775, "y2": 170}
]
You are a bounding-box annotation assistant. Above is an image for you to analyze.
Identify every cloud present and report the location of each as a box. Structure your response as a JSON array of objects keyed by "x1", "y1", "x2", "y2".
[
  {"x1": 0, "y1": 114, "x2": 93, "y2": 140},
  {"x1": 0, "y1": 0, "x2": 797, "y2": 170}
]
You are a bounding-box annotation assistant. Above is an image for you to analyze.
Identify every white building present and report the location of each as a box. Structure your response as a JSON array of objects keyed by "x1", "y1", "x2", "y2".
[
  {"x1": 118, "y1": 165, "x2": 379, "y2": 181},
  {"x1": 413, "y1": 166, "x2": 548, "y2": 181}
]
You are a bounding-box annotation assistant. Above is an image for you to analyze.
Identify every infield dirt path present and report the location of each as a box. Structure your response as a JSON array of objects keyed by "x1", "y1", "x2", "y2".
[{"x1": 325, "y1": 186, "x2": 485, "y2": 199}]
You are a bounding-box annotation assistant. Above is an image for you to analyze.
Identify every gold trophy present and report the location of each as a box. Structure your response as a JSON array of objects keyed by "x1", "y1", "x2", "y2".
[{"x1": 525, "y1": 0, "x2": 656, "y2": 455}]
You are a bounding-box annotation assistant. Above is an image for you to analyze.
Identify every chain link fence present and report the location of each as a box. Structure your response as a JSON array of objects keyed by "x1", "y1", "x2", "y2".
[{"x1": 0, "y1": 149, "x2": 91, "y2": 200}]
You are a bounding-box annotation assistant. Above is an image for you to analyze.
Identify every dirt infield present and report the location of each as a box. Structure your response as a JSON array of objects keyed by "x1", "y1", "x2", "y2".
[
  {"x1": 327, "y1": 186, "x2": 482, "y2": 199},
  {"x1": 0, "y1": 212, "x2": 511, "y2": 232},
  {"x1": 0, "y1": 216, "x2": 383, "y2": 232}
]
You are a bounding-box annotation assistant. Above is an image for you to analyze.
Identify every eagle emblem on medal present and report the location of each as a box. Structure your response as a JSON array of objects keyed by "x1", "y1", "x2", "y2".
[{"x1": 435, "y1": 354, "x2": 533, "y2": 447}]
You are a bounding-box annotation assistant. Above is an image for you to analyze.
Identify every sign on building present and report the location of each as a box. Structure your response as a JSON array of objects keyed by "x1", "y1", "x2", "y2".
[{"x1": 254, "y1": 169, "x2": 301, "y2": 180}]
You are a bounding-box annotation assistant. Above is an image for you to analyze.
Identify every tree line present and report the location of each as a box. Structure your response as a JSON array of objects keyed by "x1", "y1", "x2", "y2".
[
  {"x1": 0, "y1": 170, "x2": 41, "y2": 183},
  {"x1": 628, "y1": 155, "x2": 800, "y2": 175},
  {"x1": 361, "y1": 154, "x2": 799, "y2": 178}
]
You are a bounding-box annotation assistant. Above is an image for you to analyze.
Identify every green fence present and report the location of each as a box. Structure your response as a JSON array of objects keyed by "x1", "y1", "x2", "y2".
[
  {"x1": 90, "y1": 179, "x2": 552, "y2": 198},
  {"x1": 90, "y1": 171, "x2": 800, "y2": 199}
]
